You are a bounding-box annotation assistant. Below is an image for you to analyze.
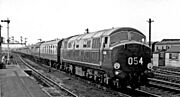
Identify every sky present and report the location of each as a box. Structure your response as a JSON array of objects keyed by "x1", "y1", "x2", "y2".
[{"x1": 0, "y1": 0, "x2": 180, "y2": 45}]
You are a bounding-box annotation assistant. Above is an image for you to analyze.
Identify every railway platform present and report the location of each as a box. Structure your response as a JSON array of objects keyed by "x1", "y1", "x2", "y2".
[{"x1": 0, "y1": 64, "x2": 50, "y2": 97}]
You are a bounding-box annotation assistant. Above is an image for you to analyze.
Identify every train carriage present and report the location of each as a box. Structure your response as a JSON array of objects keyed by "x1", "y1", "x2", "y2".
[
  {"x1": 40, "y1": 39, "x2": 60, "y2": 61},
  {"x1": 59, "y1": 27, "x2": 153, "y2": 89},
  {"x1": 31, "y1": 42, "x2": 43, "y2": 57}
]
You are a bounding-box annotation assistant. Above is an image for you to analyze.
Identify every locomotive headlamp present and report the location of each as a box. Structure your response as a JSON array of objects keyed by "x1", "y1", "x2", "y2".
[
  {"x1": 115, "y1": 71, "x2": 120, "y2": 75},
  {"x1": 147, "y1": 63, "x2": 153, "y2": 69},
  {"x1": 114, "y1": 62, "x2": 120, "y2": 69}
]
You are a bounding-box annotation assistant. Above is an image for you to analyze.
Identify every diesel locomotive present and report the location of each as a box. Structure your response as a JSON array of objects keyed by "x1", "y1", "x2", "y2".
[{"x1": 16, "y1": 27, "x2": 154, "y2": 89}]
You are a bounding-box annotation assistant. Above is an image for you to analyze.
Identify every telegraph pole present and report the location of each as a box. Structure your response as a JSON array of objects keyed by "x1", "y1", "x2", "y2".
[
  {"x1": 0, "y1": 25, "x2": 2, "y2": 53},
  {"x1": 1, "y1": 18, "x2": 10, "y2": 63},
  {"x1": 147, "y1": 18, "x2": 154, "y2": 48}
]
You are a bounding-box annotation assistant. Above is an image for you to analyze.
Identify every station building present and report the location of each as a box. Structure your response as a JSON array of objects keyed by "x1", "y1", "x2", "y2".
[
  {"x1": 153, "y1": 39, "x2": 180, "y2": 67},
  {"x1": 154, "y1": 39, "x2": 180, "y2": 52}
]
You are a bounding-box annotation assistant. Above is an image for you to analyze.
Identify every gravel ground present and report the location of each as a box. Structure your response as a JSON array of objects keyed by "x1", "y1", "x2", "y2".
[{"x1": 24, "y1": 58, "x2": 123, "y2": 97}]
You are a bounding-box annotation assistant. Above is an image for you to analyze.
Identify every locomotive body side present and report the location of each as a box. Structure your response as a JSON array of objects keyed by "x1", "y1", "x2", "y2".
[{"x1": 60, "y1": 33, "x2": 103, "y2": 69}]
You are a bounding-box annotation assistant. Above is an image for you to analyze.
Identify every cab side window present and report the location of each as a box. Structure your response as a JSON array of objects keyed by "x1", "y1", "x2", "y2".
[{"x1": 103, "y1": 37, "x2": 108, "y2": 48}]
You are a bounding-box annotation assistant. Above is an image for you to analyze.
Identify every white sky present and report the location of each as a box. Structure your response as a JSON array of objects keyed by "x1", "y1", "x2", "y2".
[{"x1": 0, "y1": 0, "x2": 180, "y2": 44}]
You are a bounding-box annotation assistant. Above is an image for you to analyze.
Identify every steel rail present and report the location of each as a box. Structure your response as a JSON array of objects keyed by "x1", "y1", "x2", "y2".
[
  {"x1": 148, "y1": 78, "x2": 180, "y2": 91},
  {"x1": 135, "y1": 89, "x2": 161, "y2": 97},
  {"x1": 18, "y1": 55, "x2": 78, "y2": 97},
  {"x1": 154, "y1": 72, "x2": 180, "y2": 80},
  {"x1": 124, "y1": 86, "x2": 161, "y2": 97}
]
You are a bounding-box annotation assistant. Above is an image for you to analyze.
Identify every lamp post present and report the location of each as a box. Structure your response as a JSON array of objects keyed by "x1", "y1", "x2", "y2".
[{"x1": 1, "y1": 18, "x2": 10, "y2": 63}]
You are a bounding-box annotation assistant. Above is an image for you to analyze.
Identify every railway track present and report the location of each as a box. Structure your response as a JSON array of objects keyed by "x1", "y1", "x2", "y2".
[
  {"x1": 140, "y1": 78, "x2": 180, "y2": 96},
  {"x1": 15, "y1": 54, "x2": 78, "y2": 97},
  {"x1": 65, "y1": 72, "x2": 160, "y2": 97},
  {"x1": 140, "y1": 66, "x2": 180, "y2": 96},
  {"x1": 153, "y1": 66, "x2": 180, "y2": 86},
  {"x1": 13, "y1": 53, "x2": 180, "y2": 97},
  {"x1": 148, "y1": 78, "x2": 180, "y2": 91},
  {"x1": 14, "y1": 53, "x2": 160, "y2": 97}
]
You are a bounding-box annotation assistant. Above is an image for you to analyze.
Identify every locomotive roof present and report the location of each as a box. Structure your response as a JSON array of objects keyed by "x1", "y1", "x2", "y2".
[{"x1": 67, "y1": 27, "x2": 144, "y2": 41}]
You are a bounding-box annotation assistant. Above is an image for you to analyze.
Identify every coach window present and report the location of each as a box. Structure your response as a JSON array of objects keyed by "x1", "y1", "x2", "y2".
[
  {"x1": 48, "y1": 45, "x2": 50, "y2": 54},
  {"x1": 42, "y1": 47, "x2": 44, "y2": 53},
  {"x1": 83, "y1": 39, "x2": 91, "y2": 48},
  {"x1": 44, "y1": 46, "x2": 46, "y2": 53},
  {"x1": 51, "y1": 45, "x2": 53, "y2": 54},
  {"x1": 68, "y1": 41, "x2": 74, "y2": 49},
  {"x1": 46, "y1": 46, "x2": 48, "y2": 53},
  {"x1": 76, "y1": 44, "x2": 79, "y2": 48},
  {"x1": 48, "y1": 46, "x2": 50, "y2": 54},
  {"x1": 75, "y1": 40, "x2": 80, "y2": 49},
  {"x1": 45, "y1": 46, "x2": 46, "y2": 53},
  {"x1": 50, "y1": 45, "x2": 52, "y2": 54},
  {"x1": 83, "y1": 40, "x2": 87, "y2": 48}
]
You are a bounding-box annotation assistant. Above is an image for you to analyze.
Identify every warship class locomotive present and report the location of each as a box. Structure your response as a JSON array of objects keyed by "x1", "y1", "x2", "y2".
[
  {"x1": 58, "y1": 27, "x2": 153, "y2": 89},
  {"x1": 16, "y1": 27, "x2": 154, "y2": 89}
]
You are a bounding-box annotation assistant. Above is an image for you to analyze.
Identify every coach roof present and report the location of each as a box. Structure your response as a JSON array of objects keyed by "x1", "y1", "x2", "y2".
[{"x1": 41, "y1": 39, "x2": 60, "y2": 46}]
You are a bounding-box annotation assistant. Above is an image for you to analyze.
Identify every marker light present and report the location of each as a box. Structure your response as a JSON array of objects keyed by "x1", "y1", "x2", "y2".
[
  {"x1": 147, "y1": 63, "x2": 153, "y2": 69},
  {"x1": 114, "y1": 62, "x2": 120, "y2": 69}
]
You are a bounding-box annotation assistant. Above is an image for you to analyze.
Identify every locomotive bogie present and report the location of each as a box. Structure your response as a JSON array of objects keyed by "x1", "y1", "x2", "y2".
[{"x1": 75, "y1": 66, "x2": 85, "y2": 76}]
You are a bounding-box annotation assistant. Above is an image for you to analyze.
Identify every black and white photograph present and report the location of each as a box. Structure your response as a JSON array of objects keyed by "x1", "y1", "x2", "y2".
[{"x1": 0, "y1": 0, "x2": 180, "y2": 97}]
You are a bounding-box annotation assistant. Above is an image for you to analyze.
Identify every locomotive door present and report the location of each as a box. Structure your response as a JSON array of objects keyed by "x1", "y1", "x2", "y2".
[
  {"x1": 101, "y1": 36, "x2": 111, "y2": 68},
  {"x1": 57, "y1": 39, "x2": 64, "y2": 64}
]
